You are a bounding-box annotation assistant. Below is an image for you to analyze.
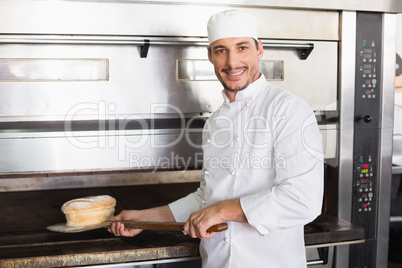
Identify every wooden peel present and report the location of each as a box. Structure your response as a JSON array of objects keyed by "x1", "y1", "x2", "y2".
[{"x1": 47, "y1": 221, "x2": 228, "y2": 233}]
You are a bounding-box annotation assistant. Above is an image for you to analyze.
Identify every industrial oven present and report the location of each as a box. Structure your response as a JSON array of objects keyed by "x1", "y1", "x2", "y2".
[{"x1": 0, "y1": 1, "x2": 400, "y2": 267}]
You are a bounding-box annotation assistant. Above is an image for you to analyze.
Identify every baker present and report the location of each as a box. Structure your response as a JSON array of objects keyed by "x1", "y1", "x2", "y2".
[{"x1": 109, "y1": 9, "x2": 324, "y2": 268}]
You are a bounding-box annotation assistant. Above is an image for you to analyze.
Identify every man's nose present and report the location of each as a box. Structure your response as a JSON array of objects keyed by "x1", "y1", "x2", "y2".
[{"x1": 226, "y1": 51, "x2": 239, "y2": 68}]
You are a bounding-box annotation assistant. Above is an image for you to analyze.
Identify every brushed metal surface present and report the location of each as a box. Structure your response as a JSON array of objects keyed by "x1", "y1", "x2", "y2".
[
  {"x1": 80, "y1": 0, "x2": 402, "y2": 13},
  {"x1": 334, "y1": 11, "x2": 357, "y2": 268},
  {"x1": 0, "y1": 2, "x2": 339, "y2": 40},
  {"x1": 375, "y1": 13, "x2": 396, "y2": 268},
  {"x1": 0, "y1": 40, "x2": 337, "y2": 174},
  {"x1": 0, "y1": 41, "x2": 337, "y2": 120},
  {"x1": 0, "y1": 2, "x2": 339, "y2": 174}
]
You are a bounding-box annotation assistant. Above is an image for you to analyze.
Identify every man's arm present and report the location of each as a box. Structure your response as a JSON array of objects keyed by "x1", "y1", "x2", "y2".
[
  {"x1": 184, "y1": 198, "x2": 246, "y2": 239},
  {"x1": 108, "y1": 205, "x2": 175, "y2": 236}
]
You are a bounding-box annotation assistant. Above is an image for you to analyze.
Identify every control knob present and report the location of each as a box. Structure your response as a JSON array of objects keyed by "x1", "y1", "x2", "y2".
[{"x1": 363, "y1": 115, "x2": 372, "y2": 123}]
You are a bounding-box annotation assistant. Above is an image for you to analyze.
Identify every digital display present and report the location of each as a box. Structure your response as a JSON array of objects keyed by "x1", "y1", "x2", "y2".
[
  {"x1": 360, "y1": 183, "x2": 368, "y2": 188},
  {"x1": 364, "y1": 64, "x2": 372, "y2": 69},
  {"x1": 364, "y1": 69, "x2": 371, "y2": 74},
  {"x1": 364, "y1": 54, "x2": 372, "y2": 59},
  {"x1": 364, "y1": 48, "x2": 372, "y2": 53}
]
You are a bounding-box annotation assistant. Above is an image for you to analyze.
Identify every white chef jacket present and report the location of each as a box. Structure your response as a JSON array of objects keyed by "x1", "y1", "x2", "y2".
[{"x1": 169, "y1": 74, "x2": 324, "y2": 268}]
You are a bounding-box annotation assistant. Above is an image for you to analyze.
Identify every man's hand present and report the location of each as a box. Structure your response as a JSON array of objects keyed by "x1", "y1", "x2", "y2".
[
  {"x1": 108, "y1": 210, "x2": 143, "y2": 237},
  {"x1": 184, "y1": 199, "x2": 247, "y2": 239},
  {"x1": 108, "y1": 205, "x2": 175, "y2": 237}
]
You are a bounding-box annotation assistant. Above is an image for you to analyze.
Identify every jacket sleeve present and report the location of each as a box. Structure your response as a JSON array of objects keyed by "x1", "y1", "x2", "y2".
[
  {"x1": 240, "y1": 96, "x2": 324, "y2": 235},
  {"x1": 168, "y1": 185, "x2": 203, "y2": 222},
  {"x1": 168, "y1": 118, "x2": 212, "y2": 222}
]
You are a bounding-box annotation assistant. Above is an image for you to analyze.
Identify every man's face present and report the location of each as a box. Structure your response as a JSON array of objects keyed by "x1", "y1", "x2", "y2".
[{"x1": 208, "y1": 37, "x2": 263, "y2": 93}]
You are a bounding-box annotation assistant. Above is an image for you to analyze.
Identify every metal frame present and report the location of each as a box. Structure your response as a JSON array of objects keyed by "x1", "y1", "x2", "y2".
[
  {"x1": 335, "y1": 11, "x2": 357, "y2": 267},
  {"x1": 376, "y1": 12, "x2": 396, "y2": 267},
  {"x1": 37, "y1": 0, "x2": 402, "y2": 13},
  {"x1": 335, "y1": 11, "x2": 396, "y2": 268},
  {"x1": 79, "y1": 257, "x2": 201, "y2": 268}
]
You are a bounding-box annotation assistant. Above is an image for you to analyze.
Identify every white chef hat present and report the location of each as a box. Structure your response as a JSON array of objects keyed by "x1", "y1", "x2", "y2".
[{"x1": 207, "y1": 9, "x2": 259, "y2": 45}]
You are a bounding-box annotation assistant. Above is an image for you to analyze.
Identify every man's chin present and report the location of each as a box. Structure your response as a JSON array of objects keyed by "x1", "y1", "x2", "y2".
[
  {"x1": 224, "y1": 83, "x2": 247, "y2": 92},
  {"x1": 225, "y1": 87, "x2": 244, "y2": 93}
]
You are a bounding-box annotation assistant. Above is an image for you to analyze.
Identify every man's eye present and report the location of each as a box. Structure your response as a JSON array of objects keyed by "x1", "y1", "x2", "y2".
[
  {"x1": 215, "y1": 49, "x2": 225, "y2": 54},
  {"x1": 239, "y1": 46, "x2": 248, "y2": 51}
]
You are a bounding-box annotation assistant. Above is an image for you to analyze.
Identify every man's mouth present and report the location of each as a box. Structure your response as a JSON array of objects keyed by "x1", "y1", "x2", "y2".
[{"x1": 224, "y1": 68, "x2": 246, "y2": 79}]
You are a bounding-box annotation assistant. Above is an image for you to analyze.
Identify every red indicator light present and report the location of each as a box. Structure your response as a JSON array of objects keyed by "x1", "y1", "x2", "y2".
[{"x1": 365, "y1": 204, "x2": 367, "y2": 208}]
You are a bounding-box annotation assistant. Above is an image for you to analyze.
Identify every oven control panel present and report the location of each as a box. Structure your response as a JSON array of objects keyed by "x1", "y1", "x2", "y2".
[
  {"x1": 355, "y1": 155, "x2": 374, "y2": 213},
  {"x1": 352, "y1": 132, "x2": 378, "y2": 239},
  {"x1": 350, "y1": 12, "x2": 382, "y2": 268},
  {"x1": 352, "y1": 11, "x2": 381, "y2": 236},
  {"x1": 358, "y1": 41, "x2": 378, "y2": 100}
]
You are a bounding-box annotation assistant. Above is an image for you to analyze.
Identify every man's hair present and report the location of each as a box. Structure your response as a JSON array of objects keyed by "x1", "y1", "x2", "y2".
[{"x1": 253, "y1": 39, "x2": 259, "y2": 50}]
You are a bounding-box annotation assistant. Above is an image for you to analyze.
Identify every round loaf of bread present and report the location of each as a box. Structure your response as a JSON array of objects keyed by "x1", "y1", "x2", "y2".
[{"x1": 61, "y1": 195, "x2": 116, "y2": 227}]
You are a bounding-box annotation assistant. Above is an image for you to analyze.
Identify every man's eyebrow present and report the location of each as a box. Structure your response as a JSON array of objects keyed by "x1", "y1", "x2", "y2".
[
  {"x1": 212, "y1": 45, "x2": 227, "y2": 50},
  {"x1": 212, "y1": 41, "x2": 252, "y2": 51},
  {"x1": 236, "y1": 41, "x2": 252, "y2": 46}
]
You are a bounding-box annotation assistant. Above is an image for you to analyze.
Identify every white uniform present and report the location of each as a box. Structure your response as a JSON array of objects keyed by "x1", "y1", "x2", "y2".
[{"x1": 169, "y1": 74, "x2": 324, "y2": 268}]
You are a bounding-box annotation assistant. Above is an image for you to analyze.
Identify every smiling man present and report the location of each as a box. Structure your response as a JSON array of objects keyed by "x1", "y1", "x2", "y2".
[
  {"x1": 207, "y1": 11, "x2": 263, "y2": 101},
  {"x1": 109, "y1": 10, "x2": 324, "y2": 268}
]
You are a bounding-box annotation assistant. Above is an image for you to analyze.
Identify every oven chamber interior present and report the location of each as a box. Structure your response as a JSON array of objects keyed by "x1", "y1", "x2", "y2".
[{"x1": 0, "y1": 1, "x2": 399, "y2": 267}]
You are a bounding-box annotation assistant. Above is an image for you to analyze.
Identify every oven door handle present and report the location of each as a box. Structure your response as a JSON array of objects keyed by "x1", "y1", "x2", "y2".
[
  {"x1": 261, "y1": 41, "x2": 314, "y2": 60},
  {"x1": 0, "y1": 34, "x2": 314, "y2": 59}
]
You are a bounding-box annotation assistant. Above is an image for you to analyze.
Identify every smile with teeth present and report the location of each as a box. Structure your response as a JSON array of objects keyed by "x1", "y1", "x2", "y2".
[{"x1": 225, "y1": 69, "x2": 246, "y2": 78}]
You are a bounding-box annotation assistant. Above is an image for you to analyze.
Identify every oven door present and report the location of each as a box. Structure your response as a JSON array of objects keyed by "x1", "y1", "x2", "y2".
[{"x1": 0, "y1": 38, "x2": 337, "y2": 174}]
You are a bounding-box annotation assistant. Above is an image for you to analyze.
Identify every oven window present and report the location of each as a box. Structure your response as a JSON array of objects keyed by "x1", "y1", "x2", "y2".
[
  {"x1": 177, "y1": 59, "x2": 284, "y2": 81},
  {"x1": 0, "y1": 58, "x2": 109, "y2": 81}
]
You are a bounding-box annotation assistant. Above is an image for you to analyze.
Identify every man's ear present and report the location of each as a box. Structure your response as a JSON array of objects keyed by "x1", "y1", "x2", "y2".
[
  {"x1": 208, "y1": 46, "x2": 213, "y2": 63},
  {"x1": 257, "y1": 40, "x2": 264, "y2": 59}
]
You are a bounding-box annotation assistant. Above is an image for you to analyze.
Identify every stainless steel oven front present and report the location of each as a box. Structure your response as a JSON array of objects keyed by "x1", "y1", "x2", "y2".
[{"x1": 0, "y1": 1, "x2": 400, "y2": 267}]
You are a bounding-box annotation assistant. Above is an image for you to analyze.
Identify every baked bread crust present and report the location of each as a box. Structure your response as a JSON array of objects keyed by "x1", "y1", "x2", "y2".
[{"x1": 61, "y1": 195, "x2": 116, "y2": 227}]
